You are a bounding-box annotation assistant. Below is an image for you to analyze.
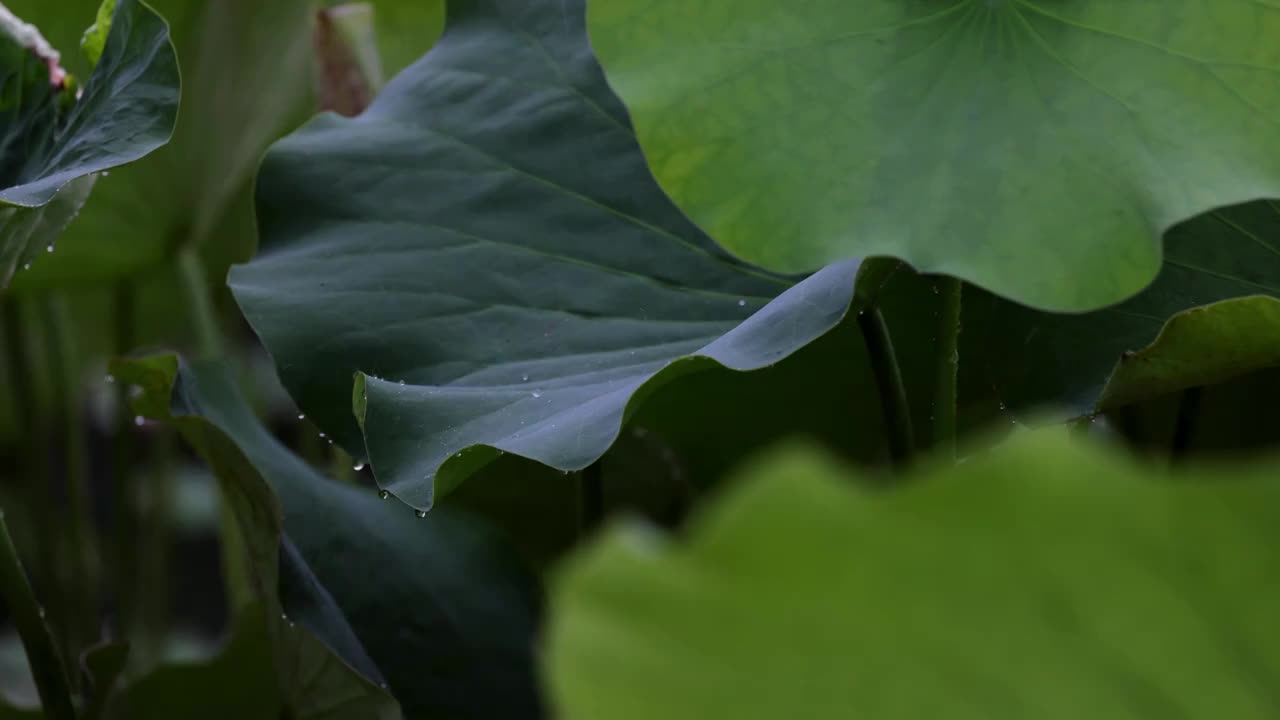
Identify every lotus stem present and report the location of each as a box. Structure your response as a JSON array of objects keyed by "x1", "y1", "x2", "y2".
[
  {"x1": 176, "y1": 248, "x2": 224, "y2": 359},
  {"x1": 0, "y1": 508, "x2": 76, "y2": 720},
  {"x1": 933, "y1": 276, "x2": 963, "y2": 459},
  {"x1": 578, "y1": 461, "x2": 605, "y2": 535},
  {"x1": 858, "y1": 306, "x2": 915, "y2": 467}
]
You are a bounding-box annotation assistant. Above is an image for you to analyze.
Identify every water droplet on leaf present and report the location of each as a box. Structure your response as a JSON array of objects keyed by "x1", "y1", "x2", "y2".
[
  {"x1": 416, "y1": 509, "x2": 428, "y2": 519},
  {"x1": 378, "y1": 490, "x2": 390, "y2": 500},
  {"x1": 737, "y1": 299, "x2": 746, "y2": 307},
  {"x1": 353, "y1": 461, "x2": 365, "y2": 471}
]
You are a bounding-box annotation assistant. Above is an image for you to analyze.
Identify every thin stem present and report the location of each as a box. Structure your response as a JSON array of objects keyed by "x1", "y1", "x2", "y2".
[
  {"x1": 44, "y1": 295, "x2": 99, "y2": 675},
  {"x1": 0, "y1": 508, "x2": 76, "y2": 720},
  {"x1": 932, "y1": 277, "x2": 963, "y2": 459},
  {"x1": 578, "y1": 461, "x2": 605, "y2": 535},
  {"x1": 111, "y1": 282, "x2": 142, "y2": 644},
  {"x1": 1170, "y1": 386, "x2": 1202, "y2": 460},
  {"x1": 176, "y1": 248, "x2": 224, "y2": 359},
  {"x1": 857, "y1": 307, "x2": 915, "y2": 466}
]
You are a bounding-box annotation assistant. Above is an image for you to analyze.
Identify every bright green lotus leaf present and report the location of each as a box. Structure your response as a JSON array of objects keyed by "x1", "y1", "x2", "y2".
[
  {"x1": 231, "y1": 0, "x2": 865, "y2": 509},
  {"x1": 1096, "y1": 296, "x2": 1280, "y2": 411},
  {"x1": 549, "y1": 433, "x2": 1280, "y2": 719},
  {"x1": 960, "y1": 200, "x2": 1280, "y2": 422},
  {"x1": 588, "y1": 1, "x2": 1280, "y2": 311},
  {"x1": 0, "y1": 0, "x2": 178, "y2": 286},
  {"x1": 80, "y1": 0, "x2": 117, "y2": 67},
  {"x1": 111, "y1": 354, "x2": 544, "y2": 719},
  {"x1": 364, "y1": 0, "x2": 444, "y2": 77}
]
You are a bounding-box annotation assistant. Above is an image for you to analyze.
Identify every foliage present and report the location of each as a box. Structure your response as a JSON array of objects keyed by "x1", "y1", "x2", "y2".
[
  {"x1": 1, "y1": 0, "x2": 1279, "y2": 717},
  {"x1": 549, "y1": 432, "x2": 1280, "y2": 719}
]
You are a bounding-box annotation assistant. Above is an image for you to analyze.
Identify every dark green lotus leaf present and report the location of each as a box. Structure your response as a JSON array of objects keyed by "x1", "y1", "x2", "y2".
[
  {"x1": 111, "y1": 354, "x2": 544, "y2": 720},
  {"x1": 961, "y1": 200, "x2": 1280, "y2": 422},
  {"x1": 2, "y1": 0, "x2": 315, "y2": 290},
  {"x1": 0, "y1": 0, "x2": 178, "y2": 286},
  {"x1": 1096, "y1": 295, "x2": 1280, "y2": 411},
  {"x1": 231, "y1": 0, "x2": 864, "y2": 509},
  {"x1": 549, "y1": 432, "x2": 1280, "y2": 719},
  {"x1": 588, "y1": 1, "x2": 1280, "y2": 311}
]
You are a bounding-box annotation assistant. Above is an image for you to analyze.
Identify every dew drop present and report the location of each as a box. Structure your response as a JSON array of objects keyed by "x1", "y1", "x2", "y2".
[
  {"x1": 531, "y1": 390, "x2": 542, "y2": 398},
  {"x1": 353, "y1": 461, "x2": 366, "y2": 471},
  {"x1": 378, "y1": 490, "x2": 390, "y2": 500},
  {"x1": 398, "y1": 380, "x2": 405, "y2": 385},
  {"x1": 415, "y1": 509, "x2": 428, "y2": 519},
  {"x1": 318, "y1": 432, "x2": 326, "y2": 438},
  {"x1": 998, "y1": 402, "x2": 1007, "y2": 411},
  {"x1": 101, "y1": 171, "x2": 110, "y2": 177},
  {"x1": 46, "y1": 245, "x2": 54, "y2": 253},
  {"x1": 105, "y1": 374, "x2": 115, "y2": 384},
  {"x1": 22, "y1": 263, "x2": 29, "y2": 270},
  {"x1": 521, "y1": 374, "x2": 529, "y2": 382},
  {"x1": 134, "y1": 416, "x2": 145, "y2": 426},
  {"x1": 737, "y1": 299, "x2": 746, "y2": 307},
  {"x1": 297, "y1": 413, "x2": 305, "y2": 420}
]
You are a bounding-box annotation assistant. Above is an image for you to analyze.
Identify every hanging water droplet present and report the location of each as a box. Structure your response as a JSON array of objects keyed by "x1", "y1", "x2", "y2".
[
  {"x1": 378, "y1": 490, "x2": 390, "y2": 500},
  {"x1": 521, "y1": 374, "x2": 529, "y2": 382},
  {"x1": 415, "y1": 509, "x2": 428, "y2": 519},
  {"x1": 134, "y1": 416, "x2": 145, "y2": 426},
  {"x1": 353, "y1": 461, "x2": 366, "y2": 471},
  {"x1": 101, "y1": 171, "x2": 110, "y2": 177},
  {"x1": 318, "y1": 432, "x2": 326, "y2": 438},
  {"x1": 531, "y1": 390, "x2": 542, "y2": 398},
  {"x1": 998, "y1": 402, "x2": 1007, "y2": 411},
  {"x1": 105, "y1": 374, "x2": 115, "y2": 384},
  {"x1": 281, "y1": 612, "x2": 289, "y2": 621},
  {"x1": 455, "y1": 452, "x2": 463, "y2": 458},
  {"x1": 37, "y1": 606, "x2": 45, "y2": 619},
  {"x1": 398, "y1": 380, "x2": 405, "y2": 385},
  {"x1": 931, "y1": 285, "x2": 939, "y2": 294},
  {"x1": 737, "y1": 299, "x2": 746, "y2": 307},
  {"x1": 297, "y1": 413, "x2": 305, "y2": 420},
  {"x1": 46, "y1": 244, "x2": 54, "y2": 253},
  {"x1": 22, "y1": 263, "x2": 29, "y2": 270},
  {"x1": 380, "y1": 682, "x2": 389, "y2": 690}
]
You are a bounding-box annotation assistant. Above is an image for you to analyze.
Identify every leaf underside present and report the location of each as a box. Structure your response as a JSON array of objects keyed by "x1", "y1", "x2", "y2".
[{"x1": 232, "y1": 0, "x2": 863, "y2": 509}]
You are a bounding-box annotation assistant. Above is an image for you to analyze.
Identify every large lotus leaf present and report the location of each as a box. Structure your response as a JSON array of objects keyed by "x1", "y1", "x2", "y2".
[
  {"x1": 549, "y1": 433, "x2": 1280, "y2": 719},
  {"x1": 587, "y1": 1, "x2": 1280, "y2": 311},
  {"x1": 231, "y1": 0, "x2": 865, "y2": 509},
  {"x1": 961, "y1": 200, "x2": 1280, "y2": 422},
  {"x1": 0, "y1": 0, "x2": 178, "y2": 286},
  {"x1": 111, "y1": 354, "x2": 544, "y2": 719}
]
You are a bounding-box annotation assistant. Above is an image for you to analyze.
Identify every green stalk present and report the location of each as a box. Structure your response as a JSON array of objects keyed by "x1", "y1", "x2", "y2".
[
  {"x1": 578, "y1": 462, "x2": 605, "y2": 536},
  {"x1": 44, "y1": 295, "x2": 99, "y2": 674},
  {"x1": 110, "y1": 282, "x2": 142, "y2": 643},
  {"x1": 1170, "y1": 386, "x2": 1203, "y2": 460},
  {"x1": 932, "y1": 277, "x2": 963, "y2": 459},
  {"x1": 5, "y1": 300, "x2": 70, "y2": 683},
  {"x1": 175, "y1": 249, "x2": 253, "y2": 611},
  {"x1": 0, "y1": 508, "x2": 76, "y2": 720},
  {"x1": 176, "y1": 248, "x2": 224, "y2": 359},
  {"x1": 857, "y1": 307, "x2": 915, "y2": 467}
]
